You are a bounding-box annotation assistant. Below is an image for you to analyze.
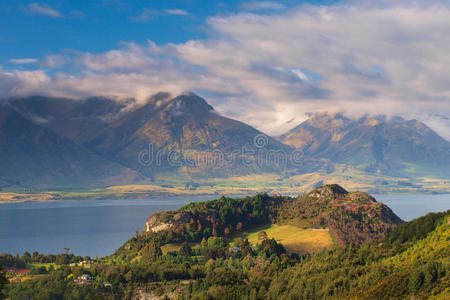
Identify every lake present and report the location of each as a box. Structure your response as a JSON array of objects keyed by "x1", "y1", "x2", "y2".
[{"x1": 0, "y1": 193, "x2": 449, "y2": 257}]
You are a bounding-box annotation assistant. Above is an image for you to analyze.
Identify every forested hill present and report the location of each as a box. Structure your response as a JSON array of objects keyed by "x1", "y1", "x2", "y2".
[
  {"x1": 278, "y1": 184, "x2": 403, "y2": 245},
  {"x1": 116, "y1": 184, "x2": 402, "y2": 260}
]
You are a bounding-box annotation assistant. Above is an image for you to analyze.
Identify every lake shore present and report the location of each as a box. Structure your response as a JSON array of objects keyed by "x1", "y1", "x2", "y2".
[
  {"x1": 2, "y1": 172, "x2": 449, "y2": 204},
  {"x1": 1, "y1": 183, "x2": 450, "y2": 204}
]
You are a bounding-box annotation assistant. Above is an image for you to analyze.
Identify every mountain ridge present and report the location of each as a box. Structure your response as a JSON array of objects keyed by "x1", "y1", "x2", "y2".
[
  {"x1": 279, "y1": 112, "x2": 450, "y2": 178},
  {"x1": 1, "y1": 93, "x2": 449, "y2": 188}
]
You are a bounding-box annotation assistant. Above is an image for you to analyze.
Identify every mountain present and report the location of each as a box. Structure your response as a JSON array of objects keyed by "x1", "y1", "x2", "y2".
[
  {"x1": 84, "y1": 92, "x2": 326, "y2": 178},
  {"x1": 279, "y1": 113, "x2": 450, "y2": 178},
  {"x1": 0, "y1": 105, "x2": 143, "y2": 188},
  {"x1": 4, "y1": 94, "x2": 448, "y2": 188}
]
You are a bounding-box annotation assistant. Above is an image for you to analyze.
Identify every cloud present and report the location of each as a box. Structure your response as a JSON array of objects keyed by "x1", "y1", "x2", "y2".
[
  {"x1": 9, "y1": 58, "x2": 38, "y2": 64},
  {"x1": 3, "y1": 0, "x2": 450, "y2": 139},
  {"x1": 240, "y1": 1, "x2": 286, "y2": 11},
  {"x1": 291, "y1": 69, "x2": 309, "y2": 81},
  {"x1": 131, "y1": 8, "x2": 190, "y2": 22},
  {"x1": 27, "y1": 3, "x2": 63, "y2": 18},
  {"x1": 165, "y1": 9, "x2": 190, "y2": 16}
]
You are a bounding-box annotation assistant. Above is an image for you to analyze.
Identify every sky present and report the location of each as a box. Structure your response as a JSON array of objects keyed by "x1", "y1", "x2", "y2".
[{"x1": 0, "y1": 0, "x2": 449, "y2": 139}]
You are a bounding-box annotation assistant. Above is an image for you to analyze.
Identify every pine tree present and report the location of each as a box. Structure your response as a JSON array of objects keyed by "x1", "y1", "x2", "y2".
[
  {"x1": 142, "y1": 239, "x2": 162, "y2": 262},
  {"x1": 180, "y1": 242, "x2": 192, "y2": 257}
]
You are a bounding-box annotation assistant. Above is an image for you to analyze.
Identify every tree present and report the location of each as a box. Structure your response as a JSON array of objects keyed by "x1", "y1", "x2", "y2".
[
  {"x1": 261, "y1": 238, "x2": 286, "y2": 257},
  {"x1": 142, "y1": 240, "x2": 162, "y2": 262},
  {"x1": 201, "y1": 238, "x2": 208, "y2": 249},
  {"x1": 32, "y1": 251, "x2": 39, "y2": 261},
  {"x1": 0, "y1": 264, "x2": 7, "y2": 300},
  {"x1": 409, "y1": 269, "x2": 424, "y2": 292},
  {"x1": 180, "y1": 242, "x2": 192, "y2": 257},
  {"x1": 22, "y1": 251, "x2": 31, "y2": 263},
  {"x1": 239, "y1": 239, "x2": 254, "y2": 257},
  {"x1": 258, "y1": 231, "x2": 268, "y2": 241},
  {"x1": 224, "y1": 227, "x2": 231, "y2": 237},
  {"x1": 236, "y1": 222, "x2": 243, "y2": 231}
]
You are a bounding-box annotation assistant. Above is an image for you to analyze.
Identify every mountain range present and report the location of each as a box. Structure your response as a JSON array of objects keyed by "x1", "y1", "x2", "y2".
[
  {"x1": 1, "y1": 92, "x2": 449, "y2": 189},
  {"x1": 278, "y1": 112, "x2": 450, "y2": 178}
]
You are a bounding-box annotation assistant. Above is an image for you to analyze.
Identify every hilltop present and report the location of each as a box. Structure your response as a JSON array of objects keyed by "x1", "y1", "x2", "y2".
[{"x1": 116, "y1": 184, "x2": 402, "y2": 261}]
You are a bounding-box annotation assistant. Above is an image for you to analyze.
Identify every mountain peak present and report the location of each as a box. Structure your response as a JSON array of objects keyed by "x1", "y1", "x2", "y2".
[
  {"x1": 164, "y1": 92, "x2": 214, "y2": 116},
  {"x1": 309, "y1": 184, "x2": 349, "y2": 199}
]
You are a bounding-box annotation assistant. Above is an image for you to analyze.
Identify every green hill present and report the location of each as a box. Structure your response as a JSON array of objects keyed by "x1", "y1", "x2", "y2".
[{"x1": 115, "y1": 184, "x2": 402, "y2": 261}]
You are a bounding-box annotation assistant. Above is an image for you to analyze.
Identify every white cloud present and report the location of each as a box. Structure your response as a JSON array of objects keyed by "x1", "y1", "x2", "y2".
[
  {"x1": 131, "y1": 8, "x2": 190, "y2": 22},
  {"x1": 165, "y1": 9, "x2": 190, "y2": 16},
  {"x1": 291, "y1": 69, "x2": 309, "y2": 81},
  {"x1": 3, "y1": 1, "x2": 450, "y2": 139},
  {"x1": 27, "y1": 3, "x2": 63, "y2": 18},
  {"x1": 9, "y1": 58, "x2": 38, "y2": 64}
]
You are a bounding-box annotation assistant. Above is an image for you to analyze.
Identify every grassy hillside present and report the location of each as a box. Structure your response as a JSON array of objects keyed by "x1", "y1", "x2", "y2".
[{"x1": 232, "y1": 224, "x2": 333, "y2": 254}]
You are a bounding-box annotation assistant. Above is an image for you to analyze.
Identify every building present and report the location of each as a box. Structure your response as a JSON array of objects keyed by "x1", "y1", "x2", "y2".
[{"x1": 74, "y1": 273, "x2": 94, "y2": 284}]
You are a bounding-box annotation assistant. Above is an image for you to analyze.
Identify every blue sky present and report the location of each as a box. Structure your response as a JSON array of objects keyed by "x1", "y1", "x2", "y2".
[
  {"x1": 0, "y1": 0, "x2": 337, "y2": 69},
  {"x1": 0, "y1": 1, "x2": 449, "y2": 138}
]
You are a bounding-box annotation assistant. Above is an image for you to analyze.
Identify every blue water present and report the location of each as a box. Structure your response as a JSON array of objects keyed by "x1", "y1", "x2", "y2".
[
  {"x1": 0, "y1": 196, "x2": 217, "y2": 257},
  {"x1": 373, "y1": 194, "x2": 449, "y2": 222},
  {"x1": 0, "y1": 194, "x2": 449, "y2": 257}
]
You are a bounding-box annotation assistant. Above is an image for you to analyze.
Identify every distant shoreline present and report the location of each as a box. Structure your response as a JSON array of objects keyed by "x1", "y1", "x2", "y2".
[{"x1": 1, "y1": 186, "x2": 449, "y2": 204}]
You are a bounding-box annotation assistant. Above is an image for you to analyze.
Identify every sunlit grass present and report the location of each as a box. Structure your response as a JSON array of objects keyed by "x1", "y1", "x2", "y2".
[{"x1": 233, "y1": 224, "x2": 334, "y2": 254}]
